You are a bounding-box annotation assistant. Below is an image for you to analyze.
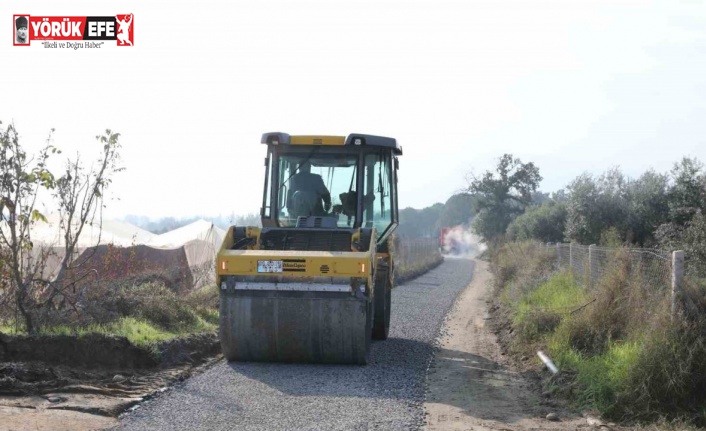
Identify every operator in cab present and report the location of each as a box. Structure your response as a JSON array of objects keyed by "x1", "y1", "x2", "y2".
[{"x1": 286, "y1": 160, "x2": 332, "y2": 217}]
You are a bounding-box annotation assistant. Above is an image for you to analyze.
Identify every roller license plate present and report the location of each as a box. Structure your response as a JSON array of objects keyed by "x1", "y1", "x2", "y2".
[{"x1": 257, "y1": 260, "x2": 283, "y2": 273}]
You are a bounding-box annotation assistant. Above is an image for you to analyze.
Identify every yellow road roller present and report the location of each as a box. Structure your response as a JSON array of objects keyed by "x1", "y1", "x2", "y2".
[{"x1": 216, "y1": 132, "x2": 402, "y2": 364}]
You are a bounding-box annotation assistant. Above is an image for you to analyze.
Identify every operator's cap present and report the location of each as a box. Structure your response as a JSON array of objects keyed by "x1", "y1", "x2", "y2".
[{"x1": 16, "y1": 16, "x2": 28, "y2": 29}]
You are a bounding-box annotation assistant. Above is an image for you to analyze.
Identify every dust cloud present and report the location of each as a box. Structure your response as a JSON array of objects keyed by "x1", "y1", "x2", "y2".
[{"x1": 440, "y1": 226, "x2": 486, "y2": 259}]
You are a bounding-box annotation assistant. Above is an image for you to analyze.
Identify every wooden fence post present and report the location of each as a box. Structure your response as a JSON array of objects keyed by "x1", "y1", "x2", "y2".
[{"x1": 672, "y1": 250, "x2": 684, "y2": 318}]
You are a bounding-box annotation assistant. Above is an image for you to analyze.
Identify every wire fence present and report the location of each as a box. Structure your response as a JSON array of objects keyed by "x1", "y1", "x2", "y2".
[
  {"x1": 548, "y1": 243, "x2": 673, "y2": 292},
  {"x1": 393, "y1": 237, "x2": 441, "y2": 275},
  {"x1": 543, "y1": 242, "x2": 685, "y2": 316}
]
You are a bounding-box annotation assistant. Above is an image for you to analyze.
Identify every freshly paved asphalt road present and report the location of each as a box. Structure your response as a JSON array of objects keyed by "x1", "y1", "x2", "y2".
[{"x1": 115, "y1": 259, "x2": 475, "y2": 431}]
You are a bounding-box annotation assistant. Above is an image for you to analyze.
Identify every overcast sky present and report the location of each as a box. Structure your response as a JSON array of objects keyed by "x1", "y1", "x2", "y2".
[{"x1": 1, "y1": 0, "x2": 705, "y2": 220}]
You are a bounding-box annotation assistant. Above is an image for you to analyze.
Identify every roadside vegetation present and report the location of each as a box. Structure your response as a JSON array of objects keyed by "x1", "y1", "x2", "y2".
[
  {"x1": 491, "y1": 242, "x2": 706, "y2": 425},
  {"x1": 462, "y1": 154, "x2": 706, "y2": 426},
  {"x1": 0, "y1": 120, "x2": 222, "y2": 347},
  {"x1": 1, "y1": 239, "x2": 436, "y2": 348},
  {"x1": 1, "y1": 280, "x2": 220, "y2": 347}
]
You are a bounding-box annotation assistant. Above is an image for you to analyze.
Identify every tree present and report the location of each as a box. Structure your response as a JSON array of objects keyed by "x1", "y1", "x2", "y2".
[
  {"x1": 435, "y1": 193, "x2": 477, "y2": 230},
  {"x1": 656, "y1": 211, "x2": 706, "y2": 276},
  {"x1": 565, "y1": 166, "x2": 677, "y2": 247},
  {"x1": 655, "y1": 157, "x2": 706, "y2": 252},
  {"x1": 0, "y1": 123, "x2": 122, "y2": 333},
  {"x1": 0, "y1": 122, "x2": 57, "y2": 333},
  {"x1": 397, "y1": 203, "x2": 444, "y2": 238},
  {"x1": 466, "y1": 154, "x2": 542, "y2": 242},
  {"x1": 564, "y1": 168, "x2": 630, "y2": 245},
  {"x1": 50, "y1": 130, "x2": 123, "y2": 311},
  {"x1": 531, "y1": 191, "x2": 551, "y2": 205},
  {"x1": 506, "y1": 200, "x2": 567, "y2": 243},
  {"x1": 666, "y1": 157, "x2": 706, "y2": 226},
  {"x1": 551, "y1": 189, "x2": 568, "y2": 203},
  {"x1": 231, "y1": 212, "x2": 262, "y2": 228},
  {"x1": 624, "y1": 169, "x2": 669, "y2": 246}
]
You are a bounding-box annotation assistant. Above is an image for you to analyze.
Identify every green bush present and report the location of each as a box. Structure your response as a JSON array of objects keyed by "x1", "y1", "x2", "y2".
[
  {"x1": 184, "y1": 284, "x2": 220, "y2": 325},
  {"x1": 506, "y1": 201, "x2": 567, "y2": 243}
]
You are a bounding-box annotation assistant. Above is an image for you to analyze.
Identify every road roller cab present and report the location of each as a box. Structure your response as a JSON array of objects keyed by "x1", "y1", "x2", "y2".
[{"x1": 217, "y1": 132, "x2": 402, "y2": 364}]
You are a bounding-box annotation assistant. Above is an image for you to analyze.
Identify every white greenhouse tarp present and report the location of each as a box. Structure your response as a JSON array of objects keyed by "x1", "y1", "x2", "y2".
[{"x1": 13, "y1": 216, "x2": 227, "y2": 289}]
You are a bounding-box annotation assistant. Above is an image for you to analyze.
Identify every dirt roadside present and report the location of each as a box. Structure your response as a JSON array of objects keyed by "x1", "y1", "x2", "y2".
[
  {"x1": 0, "y1": 333, "x2": 221, "y2": 431},
  {"x1": 424, "y1": 258, "x2": 596, "y2": 431}
]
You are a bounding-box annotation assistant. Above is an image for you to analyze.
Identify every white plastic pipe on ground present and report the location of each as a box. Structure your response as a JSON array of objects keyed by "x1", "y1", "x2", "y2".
[{"x1": 537, "y1": 350, "x2": 559, "y2": 374}]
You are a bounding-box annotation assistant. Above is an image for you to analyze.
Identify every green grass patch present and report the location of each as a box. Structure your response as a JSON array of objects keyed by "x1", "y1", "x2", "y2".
[
  {"x1": 517, "y1": 271, "x2": 587, "y2": 311},
  {"x1": 0, "y1": 321, "x2": 23, "y2": 335},
  {"x1": 40, "y1": 317, "x2": 177, "y2": 346},
  {"x1": 105, "y1": 317, "x2": 180, "y2": 346},
  {"x1": 549, "y1": 330, "x2": 642, "y2": 412},
  {"x1": 513, "y1": 271, "x2": 589, "y2": 342},
  {"x1": 2, "y1": 315, "x2": 216, "y2": 344},
  {"x1": 39, "y1": 316, "x2": 216, "y2": 346},
  {"x1": 196, "y1": 308, "x2": 220, "y2": 326},
  {"x1": 2, "y1": 280, "x2": 221, "y2": 372}
]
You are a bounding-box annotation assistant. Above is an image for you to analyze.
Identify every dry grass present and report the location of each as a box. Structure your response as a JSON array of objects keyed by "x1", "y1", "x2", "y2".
[
  {"x1": 1, "y1": 280, "x2": 219, "y2": 343},
  {"x1": 492, "y1": 241, "x2": 706, "y2": 426}
]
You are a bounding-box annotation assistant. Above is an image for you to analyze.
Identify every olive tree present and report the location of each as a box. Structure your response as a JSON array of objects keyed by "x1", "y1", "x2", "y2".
[
  {"x1": 506, "y1": 200, "x2": 567, "y2": 243},
  {"x1": 666, "y1": 157, "x2": 706, "y2": 225},
  {"x1": 564, "y1": 168, "x2": 631, "y2": 245}
]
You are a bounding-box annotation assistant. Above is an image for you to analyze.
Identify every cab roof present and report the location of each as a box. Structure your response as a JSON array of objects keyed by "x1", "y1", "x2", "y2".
[{"x1": 260, "y1": 132, "x2": 402, "y2": 156}]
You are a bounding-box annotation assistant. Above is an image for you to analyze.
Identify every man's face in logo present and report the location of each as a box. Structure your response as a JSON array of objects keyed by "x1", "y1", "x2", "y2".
[{"x1": 16, "y1": 25, "x2": 28, "y2": 41}]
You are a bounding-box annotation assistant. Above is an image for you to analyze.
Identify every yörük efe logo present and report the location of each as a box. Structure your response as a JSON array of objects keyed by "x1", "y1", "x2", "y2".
[{"x1": 13, "y1": 14, "x2": 134, "y2": 48}]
